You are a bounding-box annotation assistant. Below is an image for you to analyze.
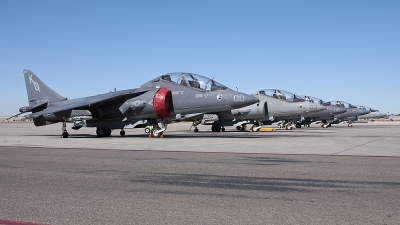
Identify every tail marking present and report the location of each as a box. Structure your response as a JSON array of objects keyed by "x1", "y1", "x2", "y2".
[{"x1": 29, "y1": 74, "x2": 41, "y2": 92}]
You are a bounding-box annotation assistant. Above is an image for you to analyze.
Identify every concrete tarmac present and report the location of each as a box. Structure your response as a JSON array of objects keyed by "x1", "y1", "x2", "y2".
[
  {"x1": 1, "y1": 122, "x2": 399, "y2": 156},
  {"x1": 0, "y1": 122, "x2": 399, "y2": 224}
]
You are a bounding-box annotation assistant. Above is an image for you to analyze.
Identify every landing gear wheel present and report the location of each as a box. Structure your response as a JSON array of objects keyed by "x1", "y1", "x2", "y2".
[
  {"x1": 120, "y1": 130, "x2": 126, "y2": 137},
  {"x1": 252, "y1": 126, "x2": 260, "y2": 132},
  {"x1": 96, "y1": 128, "x2": 108, "y2": 137},
  {"x1": 151, "y1": 127, "x2": 163, "y2": 138},
  {"x1": 221, "y1": 127, "x2": 225, "y2": 132},
  {"x1": 62, "y1": 131, "x2": 69, "y2": 138},
  {"x1": 194, "y1": 128, "x2": 199, "y2": 132},
  {"x1": 236, "y1": 126, "x2": 241, "y2": 131},
  {"x1": 211, "y1": 125, "x2": 221, "y2": 132},
  {"x1": 144, "y1": 127, "x2": 151, "y2": 134}
]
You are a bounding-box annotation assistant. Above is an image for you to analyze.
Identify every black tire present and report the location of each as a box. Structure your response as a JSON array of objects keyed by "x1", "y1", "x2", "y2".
[
  {"x1": 144, "y1": 127, "x2": 151, "y2": 134},
  {"x1": 96, "y1": 128, "x2": 106, "y2": 137},
  {"x1": 120, "y1": 130, "x2": 126, "y2": 137},
  {"x1": 62, "y1": 132, "x2": 69, "y2": 138},
  {"x1": 212, "y1": 125, "x2": 221, "y2": 132},
  {"x1": 194, "y1": 128, "x2": 199, "y2": 132}
]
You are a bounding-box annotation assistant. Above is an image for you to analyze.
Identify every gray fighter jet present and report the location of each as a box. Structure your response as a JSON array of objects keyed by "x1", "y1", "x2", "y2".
[
  {"x1": 17, "y1": 70, "x2": 258, "y2": 138},
  {"x1": 325, "y1": 101, "x2": 370, "y2": 127},
  {"x1": 186, "y1": 89, "x2": 326, "y2": 132},
  {"x1": 295, "y1": 96, "x2": 347, "y2": 128},
  {"x1": 357, "y1": 107, "x2": 386, "y2": 120}
]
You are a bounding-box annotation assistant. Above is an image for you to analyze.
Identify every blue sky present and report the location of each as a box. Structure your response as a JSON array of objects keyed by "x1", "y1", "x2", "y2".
[{"x1": 1, "y1": 0, "x2": 399, "y2": 116}]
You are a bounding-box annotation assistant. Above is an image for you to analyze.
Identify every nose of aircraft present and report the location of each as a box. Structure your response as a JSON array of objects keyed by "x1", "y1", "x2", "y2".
[
  {"x1": 226, "y1": 91, "x2": 259, "y2": 109},
  {"x1": 314, "y1": 103, "x2": 326, "y2": 112},
  {"x1": 302, "y1": 101, "x2": 325, "y2": 113},
  {"x1": 359, "y1": 108, "x2": 370, "y2": 116},
  {"x1": 337, "y1": 107, "x2": 347, "y2": 114}
]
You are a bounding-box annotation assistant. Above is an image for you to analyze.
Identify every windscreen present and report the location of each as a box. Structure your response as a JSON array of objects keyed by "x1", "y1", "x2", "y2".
[
  {"x1": 159, "y1": 72, "x2": 228, "y2": 91},
  {"x1": 256, "y1": 89, "x2": 304, "y2": 102}
]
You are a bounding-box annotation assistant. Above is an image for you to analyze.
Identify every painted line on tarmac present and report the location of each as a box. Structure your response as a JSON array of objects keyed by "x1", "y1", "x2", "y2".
[
  {"x1": 0, "y1": 219, "x2": 49, "y2": 225},
  {"x1": 333, "y1": 132, "x2": 400, "y2": 155},
  {"x1": 1, "y1": 145, "x2": 400, "y2": 158}
]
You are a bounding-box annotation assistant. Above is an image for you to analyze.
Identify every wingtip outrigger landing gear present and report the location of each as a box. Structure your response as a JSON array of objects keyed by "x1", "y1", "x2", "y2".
[
  {"x1": 189, "y1": 119, "x2": 200, "y2": 132},
  {"x1": 61, "y1": 119, "x2": 68, "y2": 138}
]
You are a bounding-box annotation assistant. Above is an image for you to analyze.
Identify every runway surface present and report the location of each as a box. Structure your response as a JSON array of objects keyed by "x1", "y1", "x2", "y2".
[{"x1": 0, "y1": 122, "x2": 399, "y2": 224}]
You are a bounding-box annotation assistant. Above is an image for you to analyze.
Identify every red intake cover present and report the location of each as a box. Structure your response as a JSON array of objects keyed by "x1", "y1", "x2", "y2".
[{"x1": 153, "y1": 87, "x2": 172, "y2": 119}]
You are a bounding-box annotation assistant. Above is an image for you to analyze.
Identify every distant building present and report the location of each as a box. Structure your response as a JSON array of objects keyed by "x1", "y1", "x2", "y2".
[{"x1": 0, "y1": 116, "x2": 32, "y2": 122}]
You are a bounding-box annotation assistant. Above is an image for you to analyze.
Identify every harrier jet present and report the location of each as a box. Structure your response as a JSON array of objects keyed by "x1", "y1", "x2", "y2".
[
  {"x1": 294, "y1": 96, "x2": 347, "y2": 128},
  {"x1": 15, "y1": 70, "x2": 258, "y2": 138},
  {"x1": 357, "y1": 107, "x2": 386, "y2": 120},
  {"x1": 324, "y1": 101, "x2": 370, "y2": 127},
  {"x1": 185, "y1": 89, "x2": 326, "y2": 132}
]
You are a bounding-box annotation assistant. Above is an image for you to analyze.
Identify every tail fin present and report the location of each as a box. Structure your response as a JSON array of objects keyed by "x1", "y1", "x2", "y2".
[{"x1": 23, "y1": 69, "x2": 66, "y2": 106}]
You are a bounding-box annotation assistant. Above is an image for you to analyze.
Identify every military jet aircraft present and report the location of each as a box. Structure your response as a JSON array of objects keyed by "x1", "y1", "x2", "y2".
[
  {"x1": 357, "y1": 107, "x2": 386, "y2": 120},
  {"x1": 294, "y1": 96, "x2": 347, "y2": 128},
  {"x1": 324, "y1": 101, "x2": 370, "y2": 127},
  {"x1": 184, "y1": 89, "x2": 326, "y2": 132},
  {"x1": 16, "y1": 70, "x2": 258, "y2": 138}
]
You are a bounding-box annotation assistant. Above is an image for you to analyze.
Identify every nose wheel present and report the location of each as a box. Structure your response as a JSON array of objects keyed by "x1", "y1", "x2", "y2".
[{"x1": 148, "y1": 121, "x2": 167, "y2": 138}]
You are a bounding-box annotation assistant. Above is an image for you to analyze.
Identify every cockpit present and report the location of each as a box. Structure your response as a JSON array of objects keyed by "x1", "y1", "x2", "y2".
[
  {"x1": 151, "y1": 72, "x2": 228, "y2": 91},
  {"x1": 299, "y1": 95, "x2": 327, "y2": 106},
  {"x1": 254, "y1": 89, "x2": 305, "y2": 102},
  {"x1": 328, "y1": 101, "x2": 357, "y2": 109},
  {"x1": 148, "y1": 72, "x2": 228, "y2": 91},
  {"x1": 358, "y1": 106, "x2": 377, "y2": 112}
]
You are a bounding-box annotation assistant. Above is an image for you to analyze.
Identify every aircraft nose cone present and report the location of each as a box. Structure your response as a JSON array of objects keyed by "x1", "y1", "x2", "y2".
[
  {"x1": 304, "y1": 101, "x2": 325, "y2": 113},
  {"x1": 360, "y1": 109, "x2": 370, "y2": 115},
  {"x1": 315, "y1": 104, "x2": 326, "y2": 112},
  {"x1": 338, "y1": 108, "x2": 347, "y2": 114},
  {"x1": 229, "y1": 92, "x2": 259, "y2": 109}
]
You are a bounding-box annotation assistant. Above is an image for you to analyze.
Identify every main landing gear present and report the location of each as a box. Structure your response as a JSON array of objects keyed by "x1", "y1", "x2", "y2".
[
  {"x1": 235, "y1": 124, "x2": 246, "y2": 131},
  {"x1": 212, "y1": 125, "x2": 225, "y2": 132},
  {"x1": 278, "y1": 121, "x2": 296, "y2": 130},
  {"x1": 96, "y1": 127, "x2": 112, "y2": 137}
]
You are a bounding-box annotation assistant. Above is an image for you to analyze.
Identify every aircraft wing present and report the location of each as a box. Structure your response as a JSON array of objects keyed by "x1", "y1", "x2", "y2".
[{"x1": 31, "y1": 88, "x2": 149, "y2": 118}]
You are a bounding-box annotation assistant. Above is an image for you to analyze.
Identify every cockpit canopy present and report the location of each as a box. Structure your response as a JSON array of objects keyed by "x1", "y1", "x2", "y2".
[
  {"x1": 254, "y1": 89, "x2": 305, "y2": 102},
  {"x1": 358, "y1": 106, "x2": 378, "y2": 112},
  {"x1": 327, "y1": 101, "x2": 357, "y2": 109},
  {"x1": 144, "y1": 72, "x2": 228, "y2": 91},
  {"x1": 298, "y1": 95, "x2": 328, "y2": 106}
]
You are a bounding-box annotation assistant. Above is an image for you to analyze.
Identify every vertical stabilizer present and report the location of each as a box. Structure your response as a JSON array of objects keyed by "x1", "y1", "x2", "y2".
[{"x1": 23, "y1": 69, "x2": 66, "y2": 106}]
